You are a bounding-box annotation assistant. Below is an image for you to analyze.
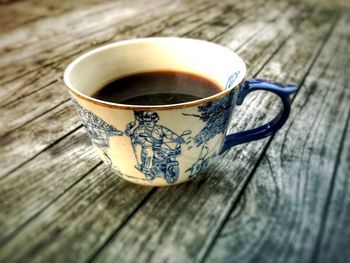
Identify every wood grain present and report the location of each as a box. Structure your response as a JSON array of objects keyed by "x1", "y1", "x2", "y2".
[
  {"x1": 316, "y1": 112, "x2": 350, "y2": 262},
  {"x1": 0, "y1": 163, "x2": 154, "y2": 263},
  {"x1": 0, "y1": 0, "x2": 204, "y2": 85},
  {"x1": 0, "y1": 0, "x2": 117, "y2": 33},
  {"x1": 0, "y1": 100, "x2": 77, "y2": 177},
  {"x1": 0, "y1": 129, "x2": 100, "y2": 244},
  {"x1": 205, "y1": 12, "x2": 350, "y2": 263}
]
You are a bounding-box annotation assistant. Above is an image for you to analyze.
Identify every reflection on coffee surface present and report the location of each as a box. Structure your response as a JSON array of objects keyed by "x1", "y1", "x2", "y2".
[{"x1": 92, "y1": 71, "x2": 222, "y2": 105}]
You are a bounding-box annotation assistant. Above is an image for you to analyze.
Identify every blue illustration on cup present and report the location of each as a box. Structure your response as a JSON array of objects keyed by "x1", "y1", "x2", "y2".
[
  {"x1": 125, "y1": 111, "x2": 191, "y2": 184},
  {"x1": 225, "y1": 71, "x2": 240, "y2": 89},
  {"x1": 183, "y1": 91, "x2": 236, "y2": 178},
  {"x1": 186, "y1": 145, "x2": 217, "y2": 179},
  {"x1": 72, "y1": 100, "x2": 123, "y2": 167},
  {"x1": 184, "y1": 91, "x2": 235, "y2": 146}
]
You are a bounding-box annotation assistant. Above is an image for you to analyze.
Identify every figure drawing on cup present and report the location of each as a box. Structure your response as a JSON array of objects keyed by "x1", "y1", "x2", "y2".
[
  {"x1": 125, "y1": 111, "x2": 191, "y2": 184},
  {"x1": 73, "y1": 100, "x2": 123, "y2": 167}
]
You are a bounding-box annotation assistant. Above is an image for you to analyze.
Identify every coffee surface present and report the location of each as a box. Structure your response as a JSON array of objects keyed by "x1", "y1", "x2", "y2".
[{"x1": 92, "y1": 71, "x2": 222, "y2": 105}]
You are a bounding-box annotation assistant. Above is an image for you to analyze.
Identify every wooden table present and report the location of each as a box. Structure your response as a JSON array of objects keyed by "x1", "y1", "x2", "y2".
[{"x1": 1, "y1": 0, "x2": 349, "y2": 262}]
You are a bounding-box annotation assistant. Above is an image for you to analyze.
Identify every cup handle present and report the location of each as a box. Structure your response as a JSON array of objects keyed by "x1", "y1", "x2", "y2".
[{"x1": 220, "y1": 79, "x2": 298, "y2": 154}]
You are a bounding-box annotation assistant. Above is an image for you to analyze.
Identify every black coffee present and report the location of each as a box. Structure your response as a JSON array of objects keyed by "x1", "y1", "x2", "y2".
[{"x1": 92, "y1": 71, "x2": 222, "y2": 105}]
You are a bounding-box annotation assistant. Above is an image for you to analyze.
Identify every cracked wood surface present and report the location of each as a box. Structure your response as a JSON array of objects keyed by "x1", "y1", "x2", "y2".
[{"x1": 0, "y1": 0, "x2": 349, "y2": 262}]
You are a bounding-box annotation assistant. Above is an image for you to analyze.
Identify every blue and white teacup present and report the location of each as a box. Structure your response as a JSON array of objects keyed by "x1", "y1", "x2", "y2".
[{"x1": 64, "y1": 37, "x2": 297, "y2": 186}]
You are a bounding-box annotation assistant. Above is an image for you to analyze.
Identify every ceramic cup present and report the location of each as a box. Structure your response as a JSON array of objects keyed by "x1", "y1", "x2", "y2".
[{"x1": 64, "y1": 37, "x2": 297, "y2": 186}]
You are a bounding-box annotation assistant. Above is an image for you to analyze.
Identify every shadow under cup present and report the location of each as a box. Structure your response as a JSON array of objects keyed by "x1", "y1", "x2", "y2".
[{"x1": 64, "y1": 38, "x2": 247, "y2": 186}]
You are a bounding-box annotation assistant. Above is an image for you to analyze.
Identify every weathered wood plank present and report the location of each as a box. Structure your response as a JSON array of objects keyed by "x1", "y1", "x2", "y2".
[
  {"x1": 90, "y1": 6, "x2": 339, "y2": 263},
  {"x1": 0, "y1": 129, "x2": 100, "y2": 243},
  {"x1": 0, "y1": 0, "x2": 206, "y2": 85},
  {"x1": 0, "y1": 0, "x2": 117, "y2": 33},
  {"x1": 313, "y1": 19, "x2": 350, "y2": 261},
  {"x1": 0, "y1": 0, "x2": 166, "y2": 55},
  {"x1": 316, "y1": 113, "x2": 350, "y2": 262},
  {"x1": 0, "y1": 0, "x2": 140, "y2": 54},
  {"x1": 0, "y1": 100, "x2": 77, "y2": 177},
  {"x1": 0, "y1": 81, "x2": 70, "y2": 137},
  {"x1": 205, "y1": 12, "x2": 350, "y2": 263},
  {"x1": 0, "y1": 0, "x2": 270, "y2": 178},
  {"x1": 157, "y1": 0, "x2": 277, "y2": 41},
  {"x1": 0, "y1": 163, "x2": 153, "y2": 263}
]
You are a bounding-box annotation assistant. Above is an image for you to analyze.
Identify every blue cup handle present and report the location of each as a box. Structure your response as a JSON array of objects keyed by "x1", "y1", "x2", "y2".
[{"x1": 220, "y1": 79, "x2": 298, "y2": 154}]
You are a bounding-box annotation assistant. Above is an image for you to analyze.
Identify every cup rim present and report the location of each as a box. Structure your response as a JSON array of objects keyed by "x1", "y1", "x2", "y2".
[{"x1": 63, "y1": 37, "x2": 246, "y2": 110}]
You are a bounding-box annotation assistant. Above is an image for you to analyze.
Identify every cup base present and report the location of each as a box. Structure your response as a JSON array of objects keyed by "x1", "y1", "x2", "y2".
[{"x1": 110, "y1": 166, "x2": 194, "y2": 187}]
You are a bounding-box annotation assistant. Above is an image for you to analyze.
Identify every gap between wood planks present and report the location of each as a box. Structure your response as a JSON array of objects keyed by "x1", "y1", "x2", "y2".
[
  {"x1": 0, "y1": 0, "x2": 126, "y2": 34},
  {"x1": 0, "y1": 98, "x2": 70, "y2": 138},
  {"x1": 0, "y1": 0, "x2": 273, "y2": 178}
]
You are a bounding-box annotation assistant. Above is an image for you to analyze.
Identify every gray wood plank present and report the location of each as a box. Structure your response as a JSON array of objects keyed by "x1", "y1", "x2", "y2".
[
  {"x1": 90, "y1": 5, "x2": 338, "y2": 263},
  {"x1": 0, "y1": 129, "x2": 101, "y2": 243},
  {"x1": 0, "y1": 0, "x2": 166, "y2": 62},
  {"x1": 0, "y1": 0, "x2": 117, "y2": 33},
  {"x1": 0, "y1": 164, "x2": 153, "y2": 263},
  {"x1": 316, "y1": 124, "x2": 350, "y2": 261},
  {"x1": 162, "y1": 0, "x2": 277, "y2": 41},
  {"x1": 0, "y1": 1, "x2": 299, "y2": 261},
  {"x1": 0, "y1": 0, "x2": 270, "y2": 177},
  {"x1": 0, "y1": 81, "x2": 70, "y2": 137},
  {"x1": 0, "y1": 100, "x2": 77, "y2": 177},
  {"x1": 205, "y1": 12, "x2": 350, "y2": 263},
  {"x1": 314, "y1": 41, "x2": 350, "y2": 263},
  {"x1": 0, "y1": 1, "x2": 137, "y2": 64}
]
